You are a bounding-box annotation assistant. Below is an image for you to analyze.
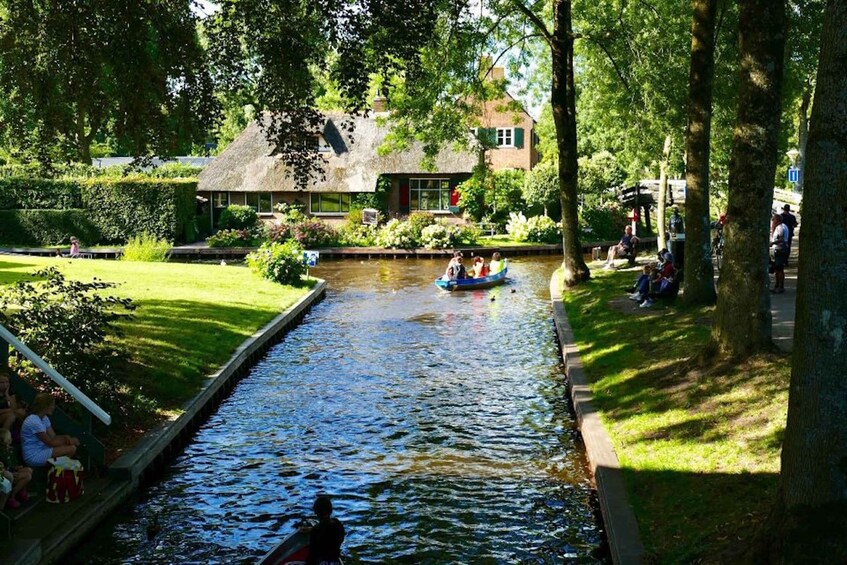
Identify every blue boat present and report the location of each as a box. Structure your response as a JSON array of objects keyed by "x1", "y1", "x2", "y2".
[{"x1": 435, "y1": 260, "x2": 509, "y2": 291}]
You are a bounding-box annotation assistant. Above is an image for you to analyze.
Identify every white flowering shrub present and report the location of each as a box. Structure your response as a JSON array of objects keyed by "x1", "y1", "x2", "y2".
[
  {"x1": 506, "y1": 212, "x2": 530, "y2": 241},
  {"x1": 377, "y1": 218, "x2": 416, "y2": 249},
  {"x1": 526, "y1": 215, "x2": 561, "y2": 243},
  {"x1": 420, "y1": 223, "x2": 451, "y2": 248}
]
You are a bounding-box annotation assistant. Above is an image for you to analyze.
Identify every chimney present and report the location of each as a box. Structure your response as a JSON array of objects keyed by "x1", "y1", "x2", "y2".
[{"x1": 372, "y1": 96, "x2": 388, "y2": 114}]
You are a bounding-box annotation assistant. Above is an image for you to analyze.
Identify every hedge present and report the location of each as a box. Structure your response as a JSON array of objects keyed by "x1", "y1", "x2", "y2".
[
  {"x1": 0, "y1": 178, "x2": 83, "y2": 209},
  {"x1": 0, "y1": 209, "x2": 101, "y2": 246},
  {"x1": 81, "y1": 177, "x2": 197, "y2": 243}
]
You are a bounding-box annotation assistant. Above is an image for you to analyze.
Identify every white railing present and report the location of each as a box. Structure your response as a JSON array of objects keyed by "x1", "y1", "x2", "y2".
[{"x1": 0, "y1": 324, "x2": 111, "y2": 426}]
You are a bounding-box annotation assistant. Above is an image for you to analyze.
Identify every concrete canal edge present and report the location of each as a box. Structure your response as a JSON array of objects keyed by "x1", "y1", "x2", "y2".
[
  {"x1": 550, "y1": 276, "x2": 646, "y2": 565},
  {"x1": 20, "y1": 280, "x2": 327, "y2": 565}
]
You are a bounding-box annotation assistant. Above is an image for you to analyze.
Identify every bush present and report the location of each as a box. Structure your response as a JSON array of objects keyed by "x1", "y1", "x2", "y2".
[
  {"x1": 579, "y1": 203, "x2": 629, "y2": 242},
  {"x1": 290, "y1": 220, "x2": 338, "y2": 248},
  {"x1": 218, "y1": 204, "x2": 259, "y2": 231},
  {"x1": 420, "y1": 223, "x2": 451, "y2": 249},
  {"x1": 246, "y1": 241, "x2": 306, "y2": 286},
  {"x1": 121, "y1": 232, "x2": 171, "y2": 262},
  {"x1": 206, "y1": 229, "x2": 256, "y2": 248},
  {"x1": 81, "y1": 177, "x2": 197, "y2": 243},
  {"x1": 377, "y1": 219, "x2": 416, "y2": 249},
  {"x1": 406, "y1": 211, "x2": 436, "y2": 241},
  {"x1": 450, "y1": 223, "x2": 481, "y2": 245},
  {"x1": 0, "y1": 209, "x2": 101, "y2": 246},
  {"x1": 0, "y1": 178, "x2": 83, "y2": 210},
  {"x1": 0, "y1": 267, "x2": 137, "y2": 418},
  {"x1": 506, "y1": 212, "x2": 530, "y2": 241},
  {"x1": 273, "y1": 202, "x2": 308, "y2": 224},
  {"x1": 525, "y1": 215, "x2": 561, "y2": 243}
]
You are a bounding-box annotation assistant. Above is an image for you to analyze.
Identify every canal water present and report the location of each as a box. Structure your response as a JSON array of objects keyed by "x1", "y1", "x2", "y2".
[{"x1": 78, "y1": 257, "x2": 604, "y2": 563}]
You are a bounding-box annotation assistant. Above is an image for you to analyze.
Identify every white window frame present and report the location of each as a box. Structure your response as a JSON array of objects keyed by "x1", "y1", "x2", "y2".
[
  {"x1": 213, "y1": 192, "x2": 229, "y2": 208},
  {"x1": 496, "y1": 127, "x2": 514, "y2": 148},
  {"x1": 310, "y1": 192, "x2": 352, "y2": 215},
  {"x1": 409, "y1": 178, "x2": 451, "y2": 212}
]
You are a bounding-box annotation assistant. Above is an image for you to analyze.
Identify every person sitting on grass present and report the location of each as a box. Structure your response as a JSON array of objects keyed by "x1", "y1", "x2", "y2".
[
  {"x1": 628, "y1": 265, "x2": 653, "y2": 303},
  {"x1": 0, "y1": 368, "x2": 26, "y2": 431},
  {"x1": 603, "y1": 226, "x2": 638, "y2": 269},
  {"x1": 0, "y1": 429, "x2": 31, "y2": 509},
  {"x1": 21, "y1": 393, "x2": 80, "y2": 468}
]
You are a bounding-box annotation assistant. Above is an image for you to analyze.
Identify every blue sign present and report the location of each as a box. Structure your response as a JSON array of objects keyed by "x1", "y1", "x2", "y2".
[
  {"x1": 303, "y1": 251, "x2": 319, "y2": 267},
  {"x1": 788, "y1": 167, "x2": 800, "y2": 183}
]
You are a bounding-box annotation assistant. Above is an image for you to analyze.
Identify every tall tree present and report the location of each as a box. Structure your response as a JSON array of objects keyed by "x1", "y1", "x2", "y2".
[
  {"x1": 711, "y1": 0, "x2": 786, "y2": 356},
  {"x1": 682, "y1": 0, "x2": 719, "y2": 305},
  {"x1": 761, "y1": 0, "x2": 847, "y2": 557},
  {"x1": 0, "y1": 0, "x2": 216, "y2": 164}
]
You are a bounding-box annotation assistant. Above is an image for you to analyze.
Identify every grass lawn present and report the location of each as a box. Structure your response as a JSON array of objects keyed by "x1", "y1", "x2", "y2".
[
  {"x1": 0, "y1": 255, "x2": 311, "y2": 450},
  {"x1": 477, "y1": 234, "x2": 539, "y2": 247},
  {"x1": 557, "y1": 261, "x2": 788, "y2": 563}
]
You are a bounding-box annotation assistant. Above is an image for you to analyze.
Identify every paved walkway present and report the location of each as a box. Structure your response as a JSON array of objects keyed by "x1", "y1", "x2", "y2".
[{"x1": 771, "y1": 257, "x2": 797, "y2": 352}]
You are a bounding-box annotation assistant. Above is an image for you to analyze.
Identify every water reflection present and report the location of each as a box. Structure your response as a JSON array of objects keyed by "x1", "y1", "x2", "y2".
[{"x1": 77, "y1": 257, "x2": 604, "y2": 564}]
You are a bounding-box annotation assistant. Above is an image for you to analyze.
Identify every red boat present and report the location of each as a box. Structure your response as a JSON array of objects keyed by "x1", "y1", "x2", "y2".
[{"x1": 257, "y1": 525, "x2": 311, "y2": 565}]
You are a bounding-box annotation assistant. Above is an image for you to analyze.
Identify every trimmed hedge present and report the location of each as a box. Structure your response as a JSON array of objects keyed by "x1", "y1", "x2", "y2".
[
  {"x1": 80, "y1": 178, "x2": 197, "y2": 244},
  {"x1": 0, "y1": 178, "x2": 83, "y2": 209},
  {"x1": 0, "y1": 209, "x2": 101, "y2": 246}
]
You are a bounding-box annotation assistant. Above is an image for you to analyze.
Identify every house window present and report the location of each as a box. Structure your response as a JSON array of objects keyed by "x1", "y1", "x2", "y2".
[
  {"x1": 213, "y1": 192, "x2": 229, "y2": 208},
  {"x1": 496, "y1": 128, "x2": 513, "y2": 147},
  {"x1": 410, "y1": 178, "x2": 451, "y2": 211},
  {"x1": 310, "y1": 193, "x2": 352, "y2": 214},
  {"x1": 317, "y1": 135, "x2": 331, "y2": 153},
  {"x1": 245, "y1": 192, "x2": 273, "y2": 215}
]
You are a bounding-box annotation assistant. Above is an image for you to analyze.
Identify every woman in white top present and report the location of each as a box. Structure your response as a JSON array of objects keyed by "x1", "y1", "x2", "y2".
[{"x1": 21, "y1": 393, "x2": 79, "y2": 467}]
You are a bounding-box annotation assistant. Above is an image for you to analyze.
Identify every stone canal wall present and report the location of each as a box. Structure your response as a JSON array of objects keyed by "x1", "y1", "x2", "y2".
[
  {"x1": 550, "y1": 276, "x2": 646, "y2": 565},
  {"x1": 7, "y1": 281, "x2": 326, "y2": 565}
]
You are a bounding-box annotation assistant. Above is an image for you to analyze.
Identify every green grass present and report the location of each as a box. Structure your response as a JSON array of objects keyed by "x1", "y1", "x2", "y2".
[
  {"x1": 0, "y1": 255, "x2": 311, "y2": 423},
  {"x1": 477, "y1": 234, "x2": 538, "y2": 247},
  {"x1": 557, "y1": 261, "x2": 789, "y2": 563}
]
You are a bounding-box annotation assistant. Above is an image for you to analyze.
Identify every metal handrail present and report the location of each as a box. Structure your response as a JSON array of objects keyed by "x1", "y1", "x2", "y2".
[{"x1": 0, "y1": 324, "x2": 111, "y2": 426}]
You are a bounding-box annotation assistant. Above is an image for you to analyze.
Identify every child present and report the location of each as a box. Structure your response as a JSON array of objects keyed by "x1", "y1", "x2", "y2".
[
  {"x1": 306, "y1": 495, "x2": 345, "y2": 565},
  {"x1": 69, "y1": 236, "x2": 80, "y2": 258},
  {"x1": 0, "y1": 429, "x2": 31, "y2": 509},
  {"x1": 629, "y1": 265, "x2": 653, "y2": 303},
  {"x1": 0, "y1": 368, "x2": 26, "y2": 431},
  {"x1": 471, "y1": 256, "x2": 488, "y2": 278}
]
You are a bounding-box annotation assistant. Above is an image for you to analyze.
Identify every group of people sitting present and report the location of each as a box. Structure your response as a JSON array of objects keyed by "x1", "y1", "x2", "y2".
[
  {"x1": 0, "y1": 368, "x2": 81, "y2": 510},
  {"x1": 443, "y1": 251, "x2": 505, "y2": 280},
  {"x1": 626, "y1": 248, "x2": 678, "y2": 308}
]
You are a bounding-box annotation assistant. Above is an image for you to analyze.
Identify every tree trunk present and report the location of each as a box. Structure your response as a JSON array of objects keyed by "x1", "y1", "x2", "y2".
[
  {"x1": 759, "y1": 2, "x2": 847, "y2": 558},
  {"x1": 711, "y1": 0, "x2": 785, "y2": 357},
  {"x1": 75, "y1": 104, "x2": 93, "y2": 165},
  {"x1": 682, "y1": 0, "x2": 718, "y2": 305},
  {"x1": 552, "y1": 0, "x2": 589, "y2": 286},
  {"x1": 796, "y1": 87, "x2": 811, "y2": 193},
  {"x1": 657, "y1": 135, "x2": 672, "y2": 252}
]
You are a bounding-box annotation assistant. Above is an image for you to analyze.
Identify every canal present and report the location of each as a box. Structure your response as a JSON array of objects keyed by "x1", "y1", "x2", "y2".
[{"x1": 78, "y1": 257, "x2": 605, "y2": 563}]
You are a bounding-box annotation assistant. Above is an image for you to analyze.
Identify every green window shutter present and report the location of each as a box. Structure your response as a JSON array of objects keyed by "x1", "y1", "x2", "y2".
[{"x1": 514, "y1": 128, "x2": 524, "y2": 149}]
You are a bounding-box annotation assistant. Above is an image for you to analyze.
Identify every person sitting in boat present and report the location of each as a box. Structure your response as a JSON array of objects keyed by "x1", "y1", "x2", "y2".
[
  {"x1": 470, "y1": 256, "x2": 488, "y2": 278},
  {"x1": 444, "y1": 253, "x2": 467, "y2": 280},
  {"x1": 306, "y1": 495, "x2": 345, "y2": 565},
  {"x1": 488, "y1": 252, "x2": 504, "y2": 275}
]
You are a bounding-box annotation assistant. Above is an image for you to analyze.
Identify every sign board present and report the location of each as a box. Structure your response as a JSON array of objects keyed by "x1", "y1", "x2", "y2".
[
  {"x1": 788, "y1": 167, "x2": 800, "y2": 183},
  {"x1": 303, "y1": 251, "x2": 319, "y2": 268},
  {"x1": 362, "y1": 208, "x2": 378, "y2": 225}
]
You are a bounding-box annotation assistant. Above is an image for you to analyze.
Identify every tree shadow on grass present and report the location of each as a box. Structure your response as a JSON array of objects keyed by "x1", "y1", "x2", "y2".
[
  {"x1": 615, "y1": 466, "x2": 778, "y2": 563},
  {"x1": 115, "y1": 298, "x2": 300, "y2": 409}
]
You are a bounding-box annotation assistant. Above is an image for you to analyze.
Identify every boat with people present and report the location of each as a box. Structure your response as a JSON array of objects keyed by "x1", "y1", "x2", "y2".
[{"x1": 435, "y1": 259, "x2": 509, "y2": 291}]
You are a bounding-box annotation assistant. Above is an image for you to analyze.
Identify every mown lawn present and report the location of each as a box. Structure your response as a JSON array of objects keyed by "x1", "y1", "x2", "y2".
[
  {"x1": 556, "y1": 261, "x2": 789, "y2": 563},
  {"x1": 0, "y1": 255, "x2": 311, "y2": 438}
]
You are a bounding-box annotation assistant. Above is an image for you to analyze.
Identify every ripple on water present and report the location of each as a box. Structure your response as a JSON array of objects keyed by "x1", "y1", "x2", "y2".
[{"x1": 75, "y1": 258, "x2": 605, "y2": 564}]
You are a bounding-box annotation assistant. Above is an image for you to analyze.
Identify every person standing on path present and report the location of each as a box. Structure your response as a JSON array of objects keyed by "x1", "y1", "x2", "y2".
[
  {"x1": 780, "y1": 204, "x2": 798, "y2": 257},
  {"x1": 770, "y1": 214, "x2": 789, "y2": 294}
]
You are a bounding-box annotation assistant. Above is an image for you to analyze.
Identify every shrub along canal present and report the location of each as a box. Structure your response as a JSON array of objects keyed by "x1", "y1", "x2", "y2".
[{"x1": 75, "y1": 256, "x2": 604, "y2": 563}]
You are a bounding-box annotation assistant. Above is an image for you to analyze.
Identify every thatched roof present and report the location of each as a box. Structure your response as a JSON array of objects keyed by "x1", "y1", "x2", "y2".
[{"x1": 198, "y1": 113, "x2": 477, "y2": 193}]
